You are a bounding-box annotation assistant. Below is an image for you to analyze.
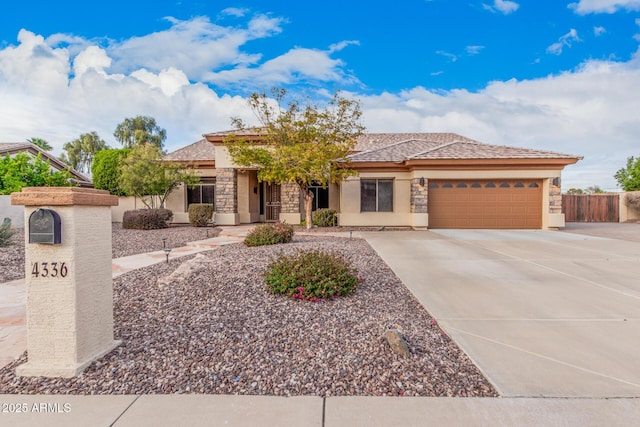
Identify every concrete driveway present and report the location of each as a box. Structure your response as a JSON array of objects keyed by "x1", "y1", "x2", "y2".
[{"x1": 363, "y1": 226, "x2": 640, "y2": 398}]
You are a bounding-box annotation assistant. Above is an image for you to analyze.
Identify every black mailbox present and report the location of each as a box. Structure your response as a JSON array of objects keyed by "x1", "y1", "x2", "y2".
[{"x1": 29, "y1": 209, "x2": 62, "y2": 244}]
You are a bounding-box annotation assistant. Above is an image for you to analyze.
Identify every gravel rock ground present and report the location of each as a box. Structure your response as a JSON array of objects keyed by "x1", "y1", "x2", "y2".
[
  {"x1": 0, "y1": 234, "x2": 497, "y2": 397},
  {"x1": 0, "y1": 229, "x2": 25, "y2": 283},
  {"x1": 0, "y1": 224, "x2": 219, "y2": 282},
  {"x1": 111, "y1": 223, "x2": 219, "y2": 259}
]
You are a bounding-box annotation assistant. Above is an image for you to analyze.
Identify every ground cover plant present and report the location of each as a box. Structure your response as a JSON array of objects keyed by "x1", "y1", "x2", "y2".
[
  {"x1": 188, "y1": 203, "x2": 214, "y2": 227},
  {"x1": 0, "y1": 220, "x2": 15, "y2": 247},
  {"x1": 244, "y1": 222, "x2": 294, "y2": 246},
  {"x1": 265, "y1": 249, "x2": 360, "y2": 300},
  {"x1": 122, "y1": 208, "x2": 173, "y2": 230},
  {"x1": 312, "y1": 209, "x2": 338, "y2": 227}
]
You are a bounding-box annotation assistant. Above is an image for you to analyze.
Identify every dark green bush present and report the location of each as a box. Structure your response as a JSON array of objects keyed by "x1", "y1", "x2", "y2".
[
  {"x1": 265, "y1": 250, "x2": 361, "y2": 301},
  {"x1": 91, "y1": 149, "x2": 130, "y2": 196},
  {"x1": 188, "y1": 203, "x2": 214, "y2": 227},
  {"x1": 244, "y1": 222, "x2": 294, "y2": 247},
  {"x1": 122, "y1": 208, "x2": 173, "y2": 230},
  {"x1": 312, "y1": 209, "x2": 338, "y2": 227},
  {"x1": 0, "y1": 219, "x2": 15, "y2": 247}
]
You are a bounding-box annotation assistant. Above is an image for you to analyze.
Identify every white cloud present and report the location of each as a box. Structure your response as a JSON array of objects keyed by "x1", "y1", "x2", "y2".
[
  {"x1": 483, "y1": 0, "x2": 520, "y2": 15},
  {"x1": 436, "y1": 50, "x2": 458, "y2": 62},
  {"x1": 107, "y1": 16, "x2": 280, "y2": 80},
  {"x1": 220, "y1": 7, "x2": 249, "y2": 17},
  {"x1": 466, "y1": 45, "x2": 485, "y2": 55},
  {"x1": 205, "y1": 46, "x2": 360, "y2": 88},
  {"x1": 594, "y1": 26, "x2": 607, "y2": 36},
  {"x1": 569, "y1": 0, "x2": 640, "y2": 14},
  {"x1": 73, "y1": 46, "x2": 112, "y2": 78},
  {"x1": 546, "y1": 29, "x2": 581, "y2": 55}
]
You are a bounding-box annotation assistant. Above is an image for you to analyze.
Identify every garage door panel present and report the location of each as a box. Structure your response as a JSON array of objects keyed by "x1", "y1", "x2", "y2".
[{"x1": 429, "y1": 179, "x2": 542, "y2": 229}]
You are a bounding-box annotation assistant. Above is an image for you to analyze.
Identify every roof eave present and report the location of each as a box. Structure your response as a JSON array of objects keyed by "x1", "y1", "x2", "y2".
[{"x1": 346, "y1": 157, "x2": 581, "y2": 172}]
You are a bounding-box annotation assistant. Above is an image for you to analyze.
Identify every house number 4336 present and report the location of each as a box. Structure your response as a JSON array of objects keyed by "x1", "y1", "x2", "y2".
[{"x1": 31, "y1": 262, "x2": 68, "y2": 278}]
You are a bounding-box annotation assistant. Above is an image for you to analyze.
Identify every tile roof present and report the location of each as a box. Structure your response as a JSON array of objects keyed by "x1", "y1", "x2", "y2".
[
  {"x1": 164, "y1": 139, "x2": 215, "y2": 162},
  {"x1": 348, "y1": 134, "x2": 581, "y2": 162}
]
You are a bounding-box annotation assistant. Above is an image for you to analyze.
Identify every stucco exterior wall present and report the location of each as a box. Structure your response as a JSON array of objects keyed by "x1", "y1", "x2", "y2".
[
  {"x1": 1, "y1": 195, "x2": 25, "y2": 227},
  {"x1": 339, "y1": 169, "x2": 564, "y2": 229},
  {"x1": 620, "y1": 191, "x2": 640, "y2": 222},
  {"x1": 238, "y1": 171, "x2": 260, "y2": 223},
  {"x1": 339, "y1": 172, "x2": 413, "y2": 227}
]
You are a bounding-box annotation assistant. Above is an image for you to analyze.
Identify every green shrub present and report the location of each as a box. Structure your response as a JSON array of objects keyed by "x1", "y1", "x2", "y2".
[
  {"x1": 244, "y1": 222, "x2": 294, "y2": 247},
  {"x1": 312, "y1": 209, "x2": 338, "y2": 227},
  {"x1": 188, "y1": 203, "x2": 214, "y2": 227},
  {"x1": 0, "y1": 219, "x2": 15, "y2": 247},
  {"x1": 122, "y1": 208, "x2": 173, "y2": 230},
  {"x1": 92, "y1": 149, "x2": 130, "y2": 196},
  {"x1": 265, "y1": 250, "x2": 361, "y2": 301}
]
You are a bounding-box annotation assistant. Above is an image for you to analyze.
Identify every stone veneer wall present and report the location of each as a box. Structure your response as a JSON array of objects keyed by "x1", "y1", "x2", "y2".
[
  {"x1": 215, "y1": 168, "x2": 238, "y2": 214},
  {"x1": 410, "y1": 178, "x2": 429, "y2": 213},
  {"x1": 280, "y1": 182, "x2": 300, "y2": 213},
  {"x1": 549, "y1": 178, "x2": 562, "y2": 214}
]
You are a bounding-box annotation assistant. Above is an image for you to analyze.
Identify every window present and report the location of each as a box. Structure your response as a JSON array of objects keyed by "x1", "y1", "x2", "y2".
[
  {"x1": 187, "y1": 179, "x2": 215, "y2": 208},
  {"x1": 308, "y1": 182, "x2": 329, "y2": 211},
  {"x1": 361, "y1": 179, "x2": 393, "y2": 212}
]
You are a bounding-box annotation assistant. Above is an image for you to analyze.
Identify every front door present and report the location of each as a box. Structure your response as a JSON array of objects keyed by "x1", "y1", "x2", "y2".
[{"x1": 265, "y1": 183, "x2": 281, "y2": 222}]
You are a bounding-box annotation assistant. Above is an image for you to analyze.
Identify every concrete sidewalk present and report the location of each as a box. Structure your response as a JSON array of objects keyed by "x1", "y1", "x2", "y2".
[{"x1": 1, "y1": 394, "x2": 638, "y2": 427}]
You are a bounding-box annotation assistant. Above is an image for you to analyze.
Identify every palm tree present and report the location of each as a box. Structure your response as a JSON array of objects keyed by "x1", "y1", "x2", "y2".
[{"x1": 27, "y1": 137, "x2": 53, "y2": 151}]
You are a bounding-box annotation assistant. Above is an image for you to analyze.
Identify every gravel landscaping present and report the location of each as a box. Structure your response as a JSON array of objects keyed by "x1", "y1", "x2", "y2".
[
  {"x1": 0, "y1": 226, "x2": 497, "y2": 397},
  {"x1": 0, "y1": 224, "x2": 219, "y2": 282}
]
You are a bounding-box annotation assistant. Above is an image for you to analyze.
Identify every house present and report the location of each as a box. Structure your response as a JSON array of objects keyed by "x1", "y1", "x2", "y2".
[
  {"x1": 0, "y1": 142, "x2": 91, "y2": 184},
  {"x1": 162, "y1": 131, "x2": 582, "y2": 229},
  {"x1": 0, "y1": 142, "x2": 92, "y2": 227}
]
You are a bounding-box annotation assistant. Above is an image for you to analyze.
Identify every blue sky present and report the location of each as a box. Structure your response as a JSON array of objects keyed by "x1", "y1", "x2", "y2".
[{"x1": 1, "y1": 0, "x2": 640, "y2": 190}]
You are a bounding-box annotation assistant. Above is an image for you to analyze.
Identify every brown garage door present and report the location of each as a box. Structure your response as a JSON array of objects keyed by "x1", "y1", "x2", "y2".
[{"x1": 428, "y1": 179, "x2": 542, "y2": 229}]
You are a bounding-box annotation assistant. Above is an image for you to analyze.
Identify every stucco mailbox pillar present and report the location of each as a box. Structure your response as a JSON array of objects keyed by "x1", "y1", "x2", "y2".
[{"x1": 11, "y1": 187, "x2": 120, "y2": 377}]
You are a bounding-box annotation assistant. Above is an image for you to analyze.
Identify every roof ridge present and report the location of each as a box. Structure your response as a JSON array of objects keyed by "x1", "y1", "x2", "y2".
[
  {"x1": 406, "y1": 140, "x2": 461, "y2": 159},
  {"x1": 350, "y1": 138, "x2": 429, "y2": 157}
]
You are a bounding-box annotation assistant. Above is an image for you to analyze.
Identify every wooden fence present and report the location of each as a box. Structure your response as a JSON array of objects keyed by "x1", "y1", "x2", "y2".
[{"x1": 562, "y1": 194, "x2": 619, "y2": 222}]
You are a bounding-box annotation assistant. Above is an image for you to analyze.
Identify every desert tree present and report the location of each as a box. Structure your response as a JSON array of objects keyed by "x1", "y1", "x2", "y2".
[
  {"x1": 62, "y1": 131, "x2": 108, "y2": 173},
  {"x1": 225, "y1": 88, "x2": 365, "y2": 229},
  {"x1": 119, "y1": 143, "x2": 198, "y2": 209},
  {"x1": 114, "y1": 116, "x2": 167, "y2": 150}
]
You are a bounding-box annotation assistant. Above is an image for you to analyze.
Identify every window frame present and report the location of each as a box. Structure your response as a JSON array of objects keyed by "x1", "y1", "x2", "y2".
[
  {"x1": 186, "y1": 179, "x2": 216, "y2": 209},
  {"x1": 360, "y1": 178, "x2": 394, "y2": 213}
]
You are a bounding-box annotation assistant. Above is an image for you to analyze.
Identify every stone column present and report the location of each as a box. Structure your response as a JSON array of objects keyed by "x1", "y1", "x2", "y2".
[
  {"x1": 215, "y1": 168, "x2": 239, "y2": 225},
  {"x1": 11, "y1": 187, "x2": 120, "y2": 377},
  {"x1": 410, "y1": 178, "x2": 429, "y2": 229},
  {"x1": 279, "y1": 182, "x2": 302, "y2": 225},
  {"x1": 549, "y1": 178, "x2": 562, "y2": 214}
]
